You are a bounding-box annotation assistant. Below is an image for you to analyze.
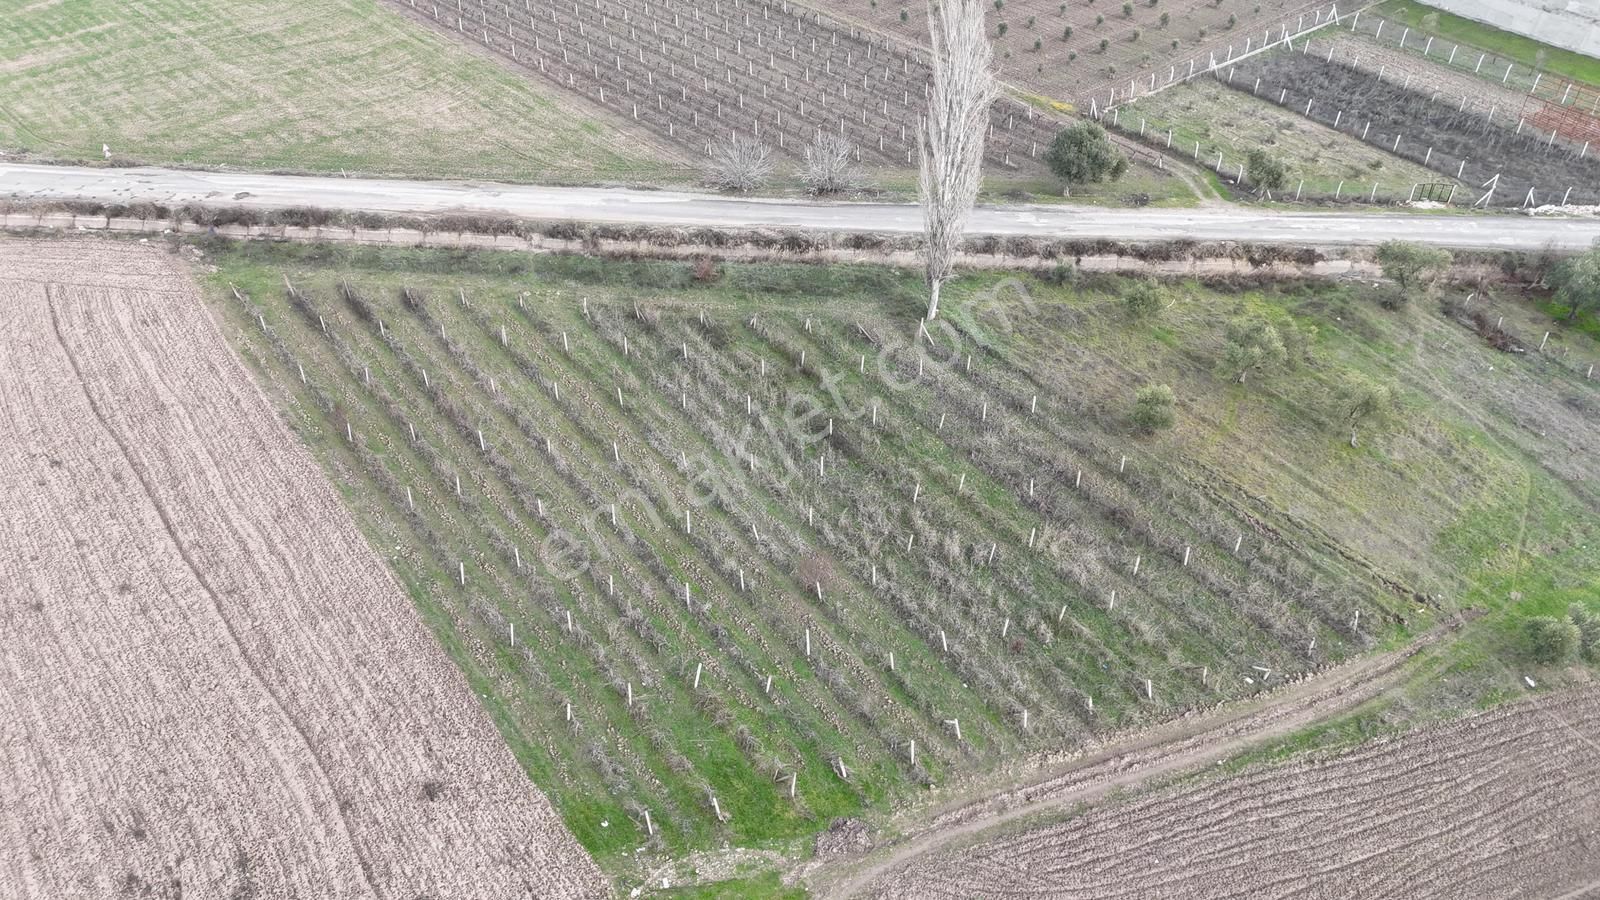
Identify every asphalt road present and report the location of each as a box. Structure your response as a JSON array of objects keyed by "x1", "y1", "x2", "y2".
[{"x1": 3, "y1": 162, "x2": 1598, "y2": 250}]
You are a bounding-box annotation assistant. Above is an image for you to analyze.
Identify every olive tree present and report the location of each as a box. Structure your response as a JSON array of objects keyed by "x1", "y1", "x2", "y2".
[
  {"x1": 919, "y1": 0, "x2": 999, "y2": 320},
  {"x1": 1045, "y1": 121, "x2": 1127, "y2": 192},
  {"x1": 1329, "y1": 373, "x2": 1393, "y2": 447},
  {"x1": 1550, "y1": 239, "x2": 1600, "y2": 322},
  {"x1": 1245, "y1": 148, "x2": 1288, "y2": 193},
  {"x1": 1220, "y1": 316, "x2": 1286, "y2": 384},
  {"x1": 1525, "y1": 615, "x2": 1580, "y2": 664},
  {"x1": 1375, "y1": 240, "x2": 1451, "y2": 306},
  {"x1": 1131, "y1": 383, "x2": 1176, "y2": 431}
]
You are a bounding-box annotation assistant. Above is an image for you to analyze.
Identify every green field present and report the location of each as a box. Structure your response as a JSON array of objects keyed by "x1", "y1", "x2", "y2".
[
  {"x1": 1120, "y1": 80, "x2": 1458, "y2": 201},
  {"x1": 1379, "y1": 1, "x2": 1600, "y2": 87},
  {"x1": 0, "y1": 0, "x2": 677, "y2": 181},
  {"x1": 202, "y1": 240, "x2": 1597, "y2": 892}
]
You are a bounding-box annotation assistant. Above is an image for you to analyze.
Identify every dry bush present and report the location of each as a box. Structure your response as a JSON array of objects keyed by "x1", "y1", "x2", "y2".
[
  {"x1": 803, "y1": 135, "x2": 865, "y2": 194},
  {"x1": 702, "y1": 136, "x2": 774, "y2": 192}
]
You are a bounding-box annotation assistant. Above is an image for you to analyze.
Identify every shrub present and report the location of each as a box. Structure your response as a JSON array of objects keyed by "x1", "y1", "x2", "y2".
[
  {"x1": 1570, "y1": 604, "x2": 1600, "y2": 662},
  {"x1": 1099, "y1": 36, "x2": 1109, "y2": 50},
  {"x1": 1041, "y1": 261, "x2": 1080, "y2": 286},
  {"x1": 1063, "y1": 24, "x2": 1073, "y2": 38},
  {"x1": 1123, "y1": 279, "x2": 1163, "y2": 318},
  {"x1": 1045, "y1": 122, "x2": 1128, "y2": 187},
  {"x1": 702, "y1": 137, "x2": 773, "y2": 192},
  {"x1": 1160, "y1": 11, "x2": 1169, "y2": 25},
  {"x1": 1132, "y1": 384, "x2": 1177, "y2": 431},
  {"x1": 1130, "y1": 28, "x2": 1140, "y2": 40},
  {"x1": 998, "y1": 21, "x2": 1008, "y2": 35},
  {"x1": 1034, "y1": 37, "x2": 1042, "y2": 50},
  {"x1": 1245, "y1": 148, "x2": 1289, "y2": 193},
  {"x1": 1220, "y1": 316, "x2": 1286, "y2": 384},
  {"x1": 1375, "y1": 240, "x2": 1452, "y2": 306},
  {"x1": 1550, "y1": 239, "x2": 1600, "y2": 322},
  {"x1": 1122, "y1": 1, "x2": 1133, "y2": 14},
  {"x1": 1095, "y1": 14, "x2": 1105, "y2": 25},
  {"x1": 901, "y1": 8, "x2": 908, "y2": 21},
  {"x1": 1525, "y1": 616, "x2": 1580, "y2": 664},
  {"x1": 802, "y1": 134, "x2": 865, "y2": 195},
  {"x1": 692, "y1": 256, "x2": 721, "y2": 282}
]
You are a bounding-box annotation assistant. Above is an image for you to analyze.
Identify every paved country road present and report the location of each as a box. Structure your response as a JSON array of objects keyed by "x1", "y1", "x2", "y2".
[{"x1": 4, "y1": 163, "x2": 1599, "y2": 251}]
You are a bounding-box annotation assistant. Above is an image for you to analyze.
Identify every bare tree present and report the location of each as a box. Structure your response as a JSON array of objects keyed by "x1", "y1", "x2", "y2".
[
  {"x1": 919, "y1": 0, "x2": 998, "y2": 320},
  {"x1": 703, "y1": 136, "x2": 774, "y2": 192},
  {"x1": 802, "y1": 135, "x2": 864, "y2": 195}
]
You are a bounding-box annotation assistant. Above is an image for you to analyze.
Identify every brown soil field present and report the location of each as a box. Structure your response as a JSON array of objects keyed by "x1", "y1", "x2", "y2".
[
  {"x1": 0, "y1": 239, "x2": 608, "y2": 899},
  {"x1": 801, "y1": 0, "x2": 1338, "y2": 102},
  {"x1": 858, "y1": 685, "x2": 1600, "y2": 898}
]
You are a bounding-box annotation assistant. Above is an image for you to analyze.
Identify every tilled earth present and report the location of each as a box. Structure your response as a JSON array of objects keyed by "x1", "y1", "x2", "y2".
[
  {"x1": 867, "y1": 686, "x2": 1600, "y2": 898},
  {"x1": 0, "y1": 239, "x2": 607, "y2": 899}
]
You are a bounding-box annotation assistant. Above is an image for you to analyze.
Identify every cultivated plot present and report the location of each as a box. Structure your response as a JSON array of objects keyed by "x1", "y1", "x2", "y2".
[
  {"x1": 213, "y1": 248, "x2": 1430, "y2": 863},
  {"x1": 0, "y1": 239, "x2": 606, "y2": 899},
  {"x1": 866, "y1": 686, "x2": 1600, "y2": 898}
]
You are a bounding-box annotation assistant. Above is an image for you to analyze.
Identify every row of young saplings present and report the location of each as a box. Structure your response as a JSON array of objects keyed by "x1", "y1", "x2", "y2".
[
  {"x1": 235, "y1": 277, "x2": 1390, "y2": 843},
  {"x1": 924, "y1": 312, "x2": 1382, "y2": 648},
  {"x1": 1225, "y1": 50, "x2": 1600, "y2": 207},
  {"x1": 396, "y1": 0, "x2": 1056, "y2": 166},
  {"x1": 641, "y1": 301, "x2": 1368, "y2": 722},
  {"x1": 259, "y1": 281, "x2": 915, "y2": 845},
  {"x1": 748, "y1": 310, "x2": 1376, "y2": 679}
]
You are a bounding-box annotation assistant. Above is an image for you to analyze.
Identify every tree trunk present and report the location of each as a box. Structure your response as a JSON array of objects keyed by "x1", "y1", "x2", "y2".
[{"x1": 927, "y1": 277, "x2": 943, "y2": 320}]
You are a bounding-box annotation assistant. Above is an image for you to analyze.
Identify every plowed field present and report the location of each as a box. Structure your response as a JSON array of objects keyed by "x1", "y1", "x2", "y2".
[
  {"x1": 0, "y1": 239, "x2": 607, "y2": 899},
  {"x1": 864, "y1": 686, "x2": 1600, "y2": 898}
]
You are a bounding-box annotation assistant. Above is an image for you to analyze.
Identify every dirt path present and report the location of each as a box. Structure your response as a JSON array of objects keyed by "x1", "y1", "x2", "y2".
[
  {"x1": 809, "y1": 616, "x2": 1466, "y2": 898},
  {"x1": 861, "y1": 683, "x2": 1600, "y2": 898}
]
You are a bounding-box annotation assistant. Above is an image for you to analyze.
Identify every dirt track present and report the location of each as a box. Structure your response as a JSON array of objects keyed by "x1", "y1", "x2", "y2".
[
  {"x1": 849, "y1": 683, "x2": 1600, "y2": 898},
  {"x1": 0, "y1": 239, "x2": 608, "y2": 898},
  {"x1": 815, "y1": 618, "x2": 1465, "y2": 897}
]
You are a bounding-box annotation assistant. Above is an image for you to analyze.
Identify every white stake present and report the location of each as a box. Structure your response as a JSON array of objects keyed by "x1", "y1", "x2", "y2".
[
  {"x1": 458, "y1": 561, "x2": 466, "y2": 585},
  {"x1": 694, "y1": 662, "x2": 702, "y2": 689}
]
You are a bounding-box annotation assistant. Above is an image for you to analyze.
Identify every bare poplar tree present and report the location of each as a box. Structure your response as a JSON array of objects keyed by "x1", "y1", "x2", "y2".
[{"x1": 918, "y1": 0, "x2": 998, "y2": 320}]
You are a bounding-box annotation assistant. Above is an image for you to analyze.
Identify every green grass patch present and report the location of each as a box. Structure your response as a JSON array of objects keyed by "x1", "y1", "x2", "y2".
[
  {"x1": 0, "y1": 0, "x2": 677, "y2": 180},
  {"x1": 1378, "y1": 1, "x2": 1600, "y2": 87},
  {"x1": 655, "y1": 870, "x2": 807, "y2": 899}
]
